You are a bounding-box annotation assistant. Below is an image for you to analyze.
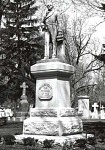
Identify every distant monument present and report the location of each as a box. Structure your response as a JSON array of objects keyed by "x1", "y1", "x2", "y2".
[
  {"x1": 78, "y1": 96, "x2": 90, "y2": 119},
  {"x1": 20, "y1": 82, "x2": 28, "y2": 96},
  {"x1": 19, "y1": 3, "x2": 86, "y2": 143},
  {"x1": 91, "y1": 102, "x2": 99, "y2": 119},
  {"x1": 19, "y1": 82, "x2": 29, "y2": 112},
  {"x1": 15, "y1": 82, "x2": 29, "y2": 121},
  {"x1": 100, "y1": 105, "x2": 105, "y2": 119}
]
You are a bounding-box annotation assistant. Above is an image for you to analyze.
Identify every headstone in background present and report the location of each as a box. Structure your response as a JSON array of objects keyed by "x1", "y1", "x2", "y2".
[
  {"x1": 15, "y1": 82, "x2": 29, "y2": 121},
  {"x1": 78, "y1": 95, "x2": 90, "y2": 119},
  {"x1": 20, "y1": 82, "x2": 29, "y2": 112},
  {"x1": 29, "y1": 104, "x2": 33, "y2": 116},
  {"x1": 4, "y1": 108, "x2": 13, "y2": 117},
  {"x1": 0, "y1": 107, "x2": 7, "y2": 125},
  {"x1": 0, "y1": 108, "x2": 5, "y2": 118},
  {"x1": 100, "y1": 105, "x2": 105, "y2": 119},
  {"x1": 91, "y1": 103, "x2": 99, "y2": 119}
]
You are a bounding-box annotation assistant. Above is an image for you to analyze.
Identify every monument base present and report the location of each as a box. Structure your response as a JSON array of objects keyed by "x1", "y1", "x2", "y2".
[
  {"x1": 23, "y1": 108, "x2": 83, "y2": 136},
  {"x1": 15, "y1": 133, "x2": 93, "y2": 145}
]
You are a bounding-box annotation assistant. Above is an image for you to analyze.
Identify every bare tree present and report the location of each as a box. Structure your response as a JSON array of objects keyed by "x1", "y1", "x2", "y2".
[{"x1": 63, "y1": 10, "x2": 105, "y2": 104}]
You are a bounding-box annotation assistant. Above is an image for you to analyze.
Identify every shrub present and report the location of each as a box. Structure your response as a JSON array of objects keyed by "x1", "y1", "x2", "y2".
[
  {"x1": 53, "y1": 142, "x2": 62, "y2": 149},
  {"x1": 98, "y1": 133, "x2": 105, "y2": 142},
  {"x1": 3, "y1": 134, "x2": 16, "y2": 145},
  {"x1": 75, "y1": 139, "x2": 87, "y2": 148},
  {"x1": 15, "y1": 132, "x2": 21, "y2": 135},
  {"x1": 62, "y1": 140, "x2": 73, "y2": 150},
  {"x1": 43, "y1": 139, "x2": 54, "y2": 148},
  {"x1": 87, "y1": 137, "x2": 96, "y2": 145},
  {"x1": 23, "y1": 137, "x2": 38, "y2": 146}
]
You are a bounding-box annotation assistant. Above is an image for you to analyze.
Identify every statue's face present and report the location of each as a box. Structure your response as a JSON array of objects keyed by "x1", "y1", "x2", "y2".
[{"x1": 47, "y1": 4, "x2": 53, "y2": 10}]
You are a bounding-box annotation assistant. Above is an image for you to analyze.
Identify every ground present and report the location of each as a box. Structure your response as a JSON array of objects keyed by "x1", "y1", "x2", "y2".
[
  {"x1": 0, "y1": 121, "x2": 105, "y2": 149},
  {"x1": 0, "y1": 122, "x2": 23, "y2": 136}
]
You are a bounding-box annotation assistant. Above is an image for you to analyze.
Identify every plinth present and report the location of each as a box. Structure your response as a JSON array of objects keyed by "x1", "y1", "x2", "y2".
[{"x1": 23, "y1": 60, "x2": 83, "y2": 136}]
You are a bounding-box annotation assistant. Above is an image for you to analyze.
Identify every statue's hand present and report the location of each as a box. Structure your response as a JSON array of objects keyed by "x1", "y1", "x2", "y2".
[
  {"x1": 40, "y1": 23, "x2": 44, "y2": 27},
  {"x1": 40, "y1": 22, "x2": 48, "y2": 31},
  {"x1": 43, "y1": 17, "x2": 46, "y2": 24},
  {"x1": 40, "y1": 23, "x2": 45, "y2": 30}
]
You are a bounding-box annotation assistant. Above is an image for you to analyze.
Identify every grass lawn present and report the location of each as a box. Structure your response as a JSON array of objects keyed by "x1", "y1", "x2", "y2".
[
  {"x1": 0, "y1": 145, "x2": 27, "y2": 150},
  {"x1": 0, "y1": 121, "x2": 23, "y2": 135},
  {"x1": 0, "y1": 122, "x2": 62, "y2": 150},
  {"x1": 0, "y1": 145, "x2": 61, "y2": 150}
]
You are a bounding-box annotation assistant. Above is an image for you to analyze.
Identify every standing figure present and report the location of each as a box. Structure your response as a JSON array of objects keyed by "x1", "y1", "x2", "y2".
[{"x1": 43, "y1": 4, "x2": 58, "y2": 58}]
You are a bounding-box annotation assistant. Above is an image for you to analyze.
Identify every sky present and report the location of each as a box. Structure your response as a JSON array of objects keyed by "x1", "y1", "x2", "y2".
[{"x1": 94, "y1": 21, "x2": 105, "y2": 43}]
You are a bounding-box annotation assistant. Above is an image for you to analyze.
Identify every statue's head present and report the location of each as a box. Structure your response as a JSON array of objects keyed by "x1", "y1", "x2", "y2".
[{"x1": 47, "y1": 3, "x2": 54, "y2": 10}]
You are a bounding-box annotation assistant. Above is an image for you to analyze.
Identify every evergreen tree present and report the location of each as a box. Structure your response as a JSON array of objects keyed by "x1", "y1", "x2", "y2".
[
  {"x1": 0, "y1": 0, "x2": 44, "y2": 104},
  {"x1": 0, "y1": 0, "x2": 9, "y2": 26}
]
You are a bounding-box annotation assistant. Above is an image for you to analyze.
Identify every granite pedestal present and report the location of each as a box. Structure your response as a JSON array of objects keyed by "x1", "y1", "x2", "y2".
[
  {"x1": 23, "y1": 108, "x2": 83, "y2": 136},
  {"x1": 23, "y1": 60, "x2": 83, "y2": 136}
]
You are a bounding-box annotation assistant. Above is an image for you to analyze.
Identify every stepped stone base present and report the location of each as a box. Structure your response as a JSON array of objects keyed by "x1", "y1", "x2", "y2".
[
  {"x1": 15, "y1": 133, "x2": 93, "y2": 145},
  {"x1": 23, "y1": 108, "x2": 83, "y2": 136}
]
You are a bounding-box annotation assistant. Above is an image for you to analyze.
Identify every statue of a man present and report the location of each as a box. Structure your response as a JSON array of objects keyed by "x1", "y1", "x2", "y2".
[{"x1": 43, "y1": 4, "x2": 58, "y2": 58}]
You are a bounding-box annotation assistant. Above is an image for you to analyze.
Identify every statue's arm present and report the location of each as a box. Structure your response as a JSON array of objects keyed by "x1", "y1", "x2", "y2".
[
  {"x1": 42, "y1": 13, "x2": 47, "y2": 24},
  {"x1": 40, "y1": 11, "x2": 48, "y2": 31},
  {"x1": 55, "y1": 13, "x2": 58, "y2": 25}
]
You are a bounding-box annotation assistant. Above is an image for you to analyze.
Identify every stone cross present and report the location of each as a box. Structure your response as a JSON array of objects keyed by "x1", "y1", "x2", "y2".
[
  {"x1": 20, "y1": 82, "x2": 28, "y2": 96},
  {"x1": 92, "y1": 103, "x2": 98, "y2": 113},
  {"x1": 101, "y1": 105, "x2": 105, "y2": 110}
]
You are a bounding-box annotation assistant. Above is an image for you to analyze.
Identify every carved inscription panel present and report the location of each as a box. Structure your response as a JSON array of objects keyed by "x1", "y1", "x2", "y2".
[{"x1": 38, "y1": 83, "x2": 53, "y2": 100}]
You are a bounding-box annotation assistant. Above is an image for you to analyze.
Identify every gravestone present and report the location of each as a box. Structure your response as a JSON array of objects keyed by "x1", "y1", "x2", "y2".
[
  {"x1": 15, "y1": 82, "x2": 29, "y2": 121},
  {"x1": 0, "y1": 108, "x2": 5, "y2": 117},
  {"x1": 5, "y1": 108, "x2": 13, "y2": 117},
  {"x1": 100, "y1": 105, "x2": 105, "y2": 119},
  {"x1": 78, "y1": 96, "x2": 90, "y2": 119},
  {"x1": 19, "y1": 82, "x2": 29, "y2": 112},
  {"x1": 0, "y1": 108, "x2": 7, "y2": 125},
  {"x1": 91, "y1": 103, "x2": 99, "y2": 119},
  {"x1": 23, "y1": 5, "x2": 83, "y2": 136}
]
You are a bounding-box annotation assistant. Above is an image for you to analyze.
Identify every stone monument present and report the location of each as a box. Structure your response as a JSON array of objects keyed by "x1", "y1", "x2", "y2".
[
  {"x1": 15, "y1": 82, "x2": 29, "y2": 121},
  {"x1": 100, "y1": 105, "x2": 105, "y2": 119},
  {"x1": 14, "y1": 4, "x2": 91, "y2": 144},
  {"x1": 23, "y1": 4, "x2": 83, "y2": 137},
  {"x1": 20, "y1": 82, "x2": 29, "y2": 112},
  {"x1": 78, "y1": 96, "x2": 90, "y2": 119}
]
